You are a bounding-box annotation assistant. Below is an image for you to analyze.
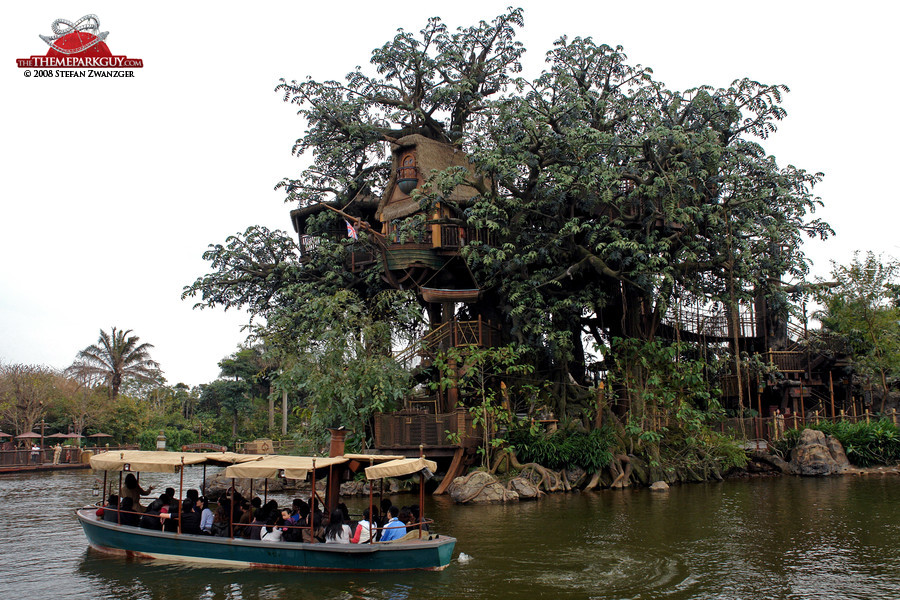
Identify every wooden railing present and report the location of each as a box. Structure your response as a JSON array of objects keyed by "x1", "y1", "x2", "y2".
[
  {"x1": 394, "y1": 318, "x2": 501, "y2": 366},
  {"x1": 662, "y1": 302, "x2": 757, "y2": 339},
  {"x1": 373, "y1": 409, "x2": 479, "y2": 449},
  {"x1": 766, "y1": 350, "x2": 807, "y2": 373}
]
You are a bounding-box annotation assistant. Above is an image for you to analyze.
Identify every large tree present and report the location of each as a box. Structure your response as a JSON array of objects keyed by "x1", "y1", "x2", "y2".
[
  {"x1": 186, "y1": 10, "x2": 830, "y2": 422},
  {"x1": 67, "y1": 327, "x2": 161, "y2": 400}
]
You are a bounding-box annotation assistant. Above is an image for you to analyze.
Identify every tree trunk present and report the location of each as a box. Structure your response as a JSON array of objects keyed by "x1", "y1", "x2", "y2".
[
  {"x1": 282, "y1": 389, "x2": 288, "y2": 435},
  {"x1": 268, "y1": 384, "x2": 275, "y2": 431}
]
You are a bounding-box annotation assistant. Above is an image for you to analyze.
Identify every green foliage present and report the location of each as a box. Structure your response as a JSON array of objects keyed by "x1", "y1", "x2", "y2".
[
  {"x1": 813, "y1": 252, "x2": 900, "y2": 408},
  {"x1": 432, "y1": 344, "x2": 534, "y2": 468},
  {"x1": 774, "y1": 420, "x2": 900, "y2": 467},
  {"x1": 66, "y1": 327, "x2": 160, "y2": 400},
  {"x1": 509, "y1": 426, "x2": 615, "y2": 472},
  {"x1": 281, "y1": 289, "x2": 418, "y2": 448},
  {"x1": 137, "y1": 427, "x2": 198, "y2": 452}
]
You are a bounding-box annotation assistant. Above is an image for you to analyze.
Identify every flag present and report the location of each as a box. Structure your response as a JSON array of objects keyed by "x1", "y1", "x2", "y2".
[{"x1": 345, "y1": 219, "x2": 358, "y2": 240}]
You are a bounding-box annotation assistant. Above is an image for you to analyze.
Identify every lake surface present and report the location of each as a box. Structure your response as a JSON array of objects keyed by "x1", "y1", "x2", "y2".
[{"x1": 2, "y1": 469, "x2": 899, "y2": 599}]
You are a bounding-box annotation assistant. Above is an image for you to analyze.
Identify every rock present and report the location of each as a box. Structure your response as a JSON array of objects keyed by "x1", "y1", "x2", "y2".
[
  {"x1": 340, "y1": 480, "x2": 371, "y2": 496},
  {"x1": 448, "y1": 471, "x2": 518, "y2": 504},
  {"x1": 629, "y1": 456, "x2": 650, "y2": 486},
  {"x1": 825, "y1": 435, "x2": 851, "y2": 472},
  {"x1": 790, "y1": 429, "x2": 848, "y2": 476},
  {"x1": 506, "y1": 476, "x2": 542, "y2": 500},
  {"x1": 649, "y1": 481, "x2": 669, "y2": 491}
]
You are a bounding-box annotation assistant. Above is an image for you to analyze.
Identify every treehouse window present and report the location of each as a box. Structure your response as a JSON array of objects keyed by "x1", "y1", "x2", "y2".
[{"x1": 397, "y1": 152, "x2": 419, "y2": 195}]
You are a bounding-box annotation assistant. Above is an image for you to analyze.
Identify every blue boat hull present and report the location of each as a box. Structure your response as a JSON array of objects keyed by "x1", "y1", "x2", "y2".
[{"x1": 76, "y1": 509, "x2": 455, "y2": 571}]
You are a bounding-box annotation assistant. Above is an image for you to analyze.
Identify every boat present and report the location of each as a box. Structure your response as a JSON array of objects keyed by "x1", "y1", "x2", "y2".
[{"x1": 76, "y1": 450, "x2": 456, "y2": 571}]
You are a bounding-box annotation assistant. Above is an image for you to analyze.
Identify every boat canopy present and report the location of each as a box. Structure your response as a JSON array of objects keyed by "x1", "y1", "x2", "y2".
[
  {"x1": 364, "y1": 457, "x2": 437, "y2": 480},
  {"x1": 90, "y1": 451, "x2": 211, "y2": 473},
  {"x1": 223, "y1": 455, "x2": 349, "y2": 480}
]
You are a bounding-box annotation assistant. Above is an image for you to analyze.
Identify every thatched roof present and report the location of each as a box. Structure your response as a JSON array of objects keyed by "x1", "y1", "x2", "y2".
[{"x1": 376, "y1": 134, "x2": 487, "y2": 222}]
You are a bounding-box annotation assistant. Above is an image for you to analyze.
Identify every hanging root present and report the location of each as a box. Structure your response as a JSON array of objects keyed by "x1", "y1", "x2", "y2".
[
  {"x1": 608, "y1": 454, "x2": 632, "y2": 489},
  {"x1": 490, "y1": 448, "x2": 526, "y2": 474},
  {"x1": 519, "y1": 463, "x2": 564, "y2": 492}
]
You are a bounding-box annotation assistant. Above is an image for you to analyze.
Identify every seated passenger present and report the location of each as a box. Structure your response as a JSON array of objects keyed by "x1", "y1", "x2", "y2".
[
  {"x1": 324, "y1": 508, "x2": 352, "y2": 544},
  {"x1": 180, "y1": 498, "x2": 202, "y2": 534},
  {"x1": 247, "y1": 509, "x2": 265, "y2": 541},
  {"x1": 211, "y1": 504, "x2": 231, "y2": 537},
  {"x1": 351, "y1": 507, "x2": 376, "y2": 544},
  {"x1": 283, "y1": 502, "x2": 309, "y2": 542},
  {"x1": 235, "y1": 500, "x2": 252, "y2": 537},
  {"x1": 261, "y1": 515, "x2": 283, "y2": 542},
  {"x1": 139, "y1": 499, "x2": 165, "y2": 530},
  {"x1": 102, "y1": 494, "x2": 120, "y2": 523},
  {"x1": 378, "y1": 506, "x2": 406, "y2": 542},
  {"x1": 161, "y1": 500, "x2": 180, "y2": 533},
  {"x1": 301, "y1": 512, "x2": 325, "y2": 543},
  {"x1": 118, "y1": 497, "x2": 139, "y2": 527},
  {"x1": 410, "y1": 504, "x2": 429, "y2": 532},
  {"x1": 199, "y1": 497, "x2": 214, "y2": 534}
]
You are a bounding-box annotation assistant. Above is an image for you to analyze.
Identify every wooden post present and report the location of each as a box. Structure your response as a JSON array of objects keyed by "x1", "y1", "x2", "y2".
[
  {"x1": 178, "y1": 459, "x2": 188, "y2": 532},
  {"x1": 282, "y1": 389, "x2": 289, "y2": 436},
  {"x1": 893, "y1": 408, "x2": 898, "y2": 427},
  {"x1": 799, "y1": 384, "x2": 806, "y2": 424},
  {"x1": 866, "y1": 409, "x2": 871, "y2": 425},
  {"x1": 814, "y1": 410, "x2": 819, "y2": 425},
  {"x1": 310, "y1": 458, "x2": 316, "y2": 543},
  {"x1": 840, "y1": 409, "x2": 845, "y2": 423},
  {"x1": 229, "y1": 477, "x2": 235, "y2": 538},
  {"x1": 368, "y1": 458, "x2": 374, "y2": 544},
  {"x1": 851, "y1": 400, "x2": 857, "y2": 421},
  {"x1": 264, "y1": 478, "x2": 268, "y2": 504},
  {"x1": 419, "y1": 444, "x2": 425, "y2": 539},
  {"x1": 829, "y1": 372, "x2": 836, "y2": 420}
]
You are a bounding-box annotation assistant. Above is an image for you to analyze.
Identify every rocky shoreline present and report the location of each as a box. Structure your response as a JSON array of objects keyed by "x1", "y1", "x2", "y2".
[{"x1": 202, "y1": 430, "x2": 898, "y2": 505}]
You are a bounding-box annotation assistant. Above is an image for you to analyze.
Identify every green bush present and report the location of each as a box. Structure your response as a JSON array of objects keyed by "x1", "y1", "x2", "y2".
[
  {"x1": 508, "y1": 427, "x2": 615, "y2": 472},
  {"x1": 773, "y1": 419, "x2": 900, "y2": 467}
]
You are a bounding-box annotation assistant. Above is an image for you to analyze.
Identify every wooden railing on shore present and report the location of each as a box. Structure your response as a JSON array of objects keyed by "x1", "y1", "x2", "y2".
[
  {"x1": 717, "y1": 408, "x2": 900, "y2": 445},
  {"x1": 0, "y1": 444, "x2": 137, "y2": 467}
]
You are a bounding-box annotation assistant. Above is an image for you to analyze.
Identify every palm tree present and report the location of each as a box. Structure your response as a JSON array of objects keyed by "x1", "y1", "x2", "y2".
[{"x1": 67, "y1": 327, "x2": 161, "y2": 399}]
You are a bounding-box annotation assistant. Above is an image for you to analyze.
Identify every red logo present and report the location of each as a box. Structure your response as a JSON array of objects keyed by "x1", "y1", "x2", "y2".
[{"x1": 16, "y1": 15, "x2": 143, "y2": 69}]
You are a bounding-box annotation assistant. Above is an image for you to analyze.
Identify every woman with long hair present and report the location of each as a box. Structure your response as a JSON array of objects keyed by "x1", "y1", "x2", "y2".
[{"x1": 324, "y1": 508, "x2": 352, "y2": 544}]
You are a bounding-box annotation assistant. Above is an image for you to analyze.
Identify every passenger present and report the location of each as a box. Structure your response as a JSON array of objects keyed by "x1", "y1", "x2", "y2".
[
  {"x1": 399, "y1": 507, "x2": 415, "y2": 533},
  {"x1": 211, "y1": 503, "x2": 231, "y2": 537},
  {"x1": 247, "y1": 508, "x2": 266, "y2": 541},
  {"x1": 283, "y1": 501, "x2": 309, "y2": 542},
  {"x1": 235, "y1": 500, "x2": 252, "y2": 537},
  {"x1": 101, "y1": 494, "x2": 120, "y2": 523},
  {"x1": 180, "y1": 499, "x2": 201, "y2": 534},
  {"x1": 165, "y1": 487, "x2": 176, "y2": 501},
  {"x1": 337, "y1": 502, "x2": 356, "y2": 531},
  {"x1": 379, "y1": 499, "x2": 393, "y2": 527},
  {"x1": 410, "y1": 504, "x2": 429, "y2": 532},
  {"x1": 324, "y1": 508, "x2": 352, "y2": 543},
  {"x1": 261, "y1": 515, "x2": 283, "y2": 542},
  {"x1": 199, "y1": 496, "x2": 214, "y2": 534},
  {"x1": 351, "y1": 507, "x2": 376, "y2": 544},
  {"x1": 119, "y1": 497, "x2": 139, "y2": 527},
  {"x1": 160, "y1": 499, "x2": 180, "y2": 533},
  {"x1": 301, "y1": 511, "x2": 325, "y2": 543},
  {"x1": 378, "y1": 506, "x2": 406, "y2": 542},
  {"x1": 139, "y1": 499, "x2": 165, "y2": 530},
  {"x1": 120, "y1": 474, "x2": 153, "y2": 513}
]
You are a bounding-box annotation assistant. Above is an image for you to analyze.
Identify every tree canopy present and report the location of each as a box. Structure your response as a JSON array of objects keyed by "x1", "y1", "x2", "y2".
[
  {"x1": 185, "y1": 9, "x2": 831, "y2": 424},
  {"x1": 66, "y1": 327, "x2": 161, "y2": 400}
]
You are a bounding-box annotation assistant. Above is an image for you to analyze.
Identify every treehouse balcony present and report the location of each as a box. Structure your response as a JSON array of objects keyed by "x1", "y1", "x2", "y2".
[
  {"x1": 372, "y1": 407, "x2": 480, "y2": 458},
  {"x1": 298, "y1": 234, "x2": 377, "y2": 272},
  {"x1": 660, "y1": 302, "x2": 758, "y2": 342}
]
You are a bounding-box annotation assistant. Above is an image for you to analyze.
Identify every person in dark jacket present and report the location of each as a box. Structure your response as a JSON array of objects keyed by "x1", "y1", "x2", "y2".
[
  {"x1": 101, "y1": 494, "x2": 119, "y2": 523},
  {"x1": 118, "y1": 497, "x2": 139, "y2": 527},
  {"x1": 139, "y1": 499, "x2": 165, "y2": 530},
  {"x1": 180, "y1": 498, "x2": 201, "y2": 534}
]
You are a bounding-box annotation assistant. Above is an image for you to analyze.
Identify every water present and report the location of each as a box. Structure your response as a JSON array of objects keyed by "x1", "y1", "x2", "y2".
[{"x1": 2, "y1": 469, "x2": 899, "y2": 599}]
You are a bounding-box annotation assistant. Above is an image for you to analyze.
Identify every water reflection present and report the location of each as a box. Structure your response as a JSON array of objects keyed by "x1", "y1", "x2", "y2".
[{"x1": 1, "y1": 470, "x2": 899, "y2": 599}]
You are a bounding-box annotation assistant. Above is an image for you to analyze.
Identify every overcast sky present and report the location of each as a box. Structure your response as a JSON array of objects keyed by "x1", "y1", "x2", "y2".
[{"x1": 2, "y1": 2, "x2": 897, "y2": 387}]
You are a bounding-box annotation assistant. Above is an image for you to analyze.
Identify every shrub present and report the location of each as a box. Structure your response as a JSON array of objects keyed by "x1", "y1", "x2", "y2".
[
  {"x1": 772, "y1": 419, "x2": 900, "y2": 467},
  {"x1": 508, "y1": 427, "x2": 615, "y2": 472}
]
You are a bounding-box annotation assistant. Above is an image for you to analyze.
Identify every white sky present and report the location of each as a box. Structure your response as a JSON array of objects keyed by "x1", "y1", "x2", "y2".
[{"x1": 2, "y1": 2, "x2": 897, "y2": 387}]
